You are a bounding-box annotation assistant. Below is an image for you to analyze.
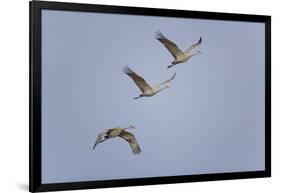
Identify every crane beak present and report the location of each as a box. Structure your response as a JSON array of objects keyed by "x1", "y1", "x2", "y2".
[
  {"x1": 93, "y1": 142, "x2": 98, "y2": 150},
  {"x1": 133, "y1": 96, "x2": 141, "y2": 99},
  {"x1": 167, "y1": 65, "x2": 173, "y2": 69}
]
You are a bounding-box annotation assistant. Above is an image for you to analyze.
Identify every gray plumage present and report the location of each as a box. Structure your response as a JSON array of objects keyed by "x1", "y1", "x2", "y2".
[
  {"x1": 155, "y1": 31, "x2": 202, "y2": 68},
  {"x1": 122, "y1": 65, "x2": 176, "y2": 99}
]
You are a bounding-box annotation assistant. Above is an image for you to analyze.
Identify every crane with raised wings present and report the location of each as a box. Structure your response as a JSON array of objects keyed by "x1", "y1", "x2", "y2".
[
  {"x1": 155, "y1": 31, "x2": 202, "y2": 68},
  {"x1": 93, "y1": 125, "x2": 141, "y2": 155},
  {"x1": 122, "y1": 65, "x2": 176, "y2": 99}
]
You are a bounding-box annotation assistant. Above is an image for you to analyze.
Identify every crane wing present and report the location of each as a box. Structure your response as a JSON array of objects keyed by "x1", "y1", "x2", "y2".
[
  {"x1": 155, "y1": 31, "x2": 184, "y2": 59},
  {"x1": 186, "y1": 37, "x2": 202, "y2": 53},
  {"x1": 122, "y1": 66, "x2": 152, "y2": 93},
  {"x1": 119, "y1": 130, "x2": 141, "y2": 155}
]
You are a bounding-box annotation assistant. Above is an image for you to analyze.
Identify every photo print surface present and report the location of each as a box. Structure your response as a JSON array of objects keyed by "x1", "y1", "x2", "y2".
[{"x1": 41, "y1": 9, "x2": 265, "y2": 183}]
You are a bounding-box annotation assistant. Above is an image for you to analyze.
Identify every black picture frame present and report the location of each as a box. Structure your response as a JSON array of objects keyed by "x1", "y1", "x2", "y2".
[{"x1": 29, "y1": 1, "x2": 271, "y2": 192}]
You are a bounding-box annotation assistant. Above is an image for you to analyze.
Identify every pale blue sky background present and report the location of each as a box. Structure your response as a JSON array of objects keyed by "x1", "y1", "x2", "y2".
[{"x1": 41, "y1": 10, "x2": 265, "y2": 183}]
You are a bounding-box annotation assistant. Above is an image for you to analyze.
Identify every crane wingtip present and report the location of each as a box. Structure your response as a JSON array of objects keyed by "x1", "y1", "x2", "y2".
[
  {"x1": 122, "y1": 65, "x2": 132, "y2": 74},
  {"x1": 155, "y1": 31, "x2": 165, "y2": 40}
]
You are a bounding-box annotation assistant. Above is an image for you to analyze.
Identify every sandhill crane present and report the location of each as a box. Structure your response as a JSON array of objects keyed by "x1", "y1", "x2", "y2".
[
  {"x1": 122, "y1": 66, "x2": 176, "y2": 99},
  {"x1": 93, "y1": 125, "x2": 141, "y2": 155},
  {"x1": 155, "y1": 31, "x2": 202, "y2": 68}
]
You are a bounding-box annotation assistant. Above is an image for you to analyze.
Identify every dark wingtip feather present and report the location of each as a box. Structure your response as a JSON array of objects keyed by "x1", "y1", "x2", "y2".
[
  {"x1": 122, "y1": 65, "x2": 132, "y2": 74},
  {"x1": 155, "y1": 31, "x2": 165, "y2": 40},
  {"x1": 198, "y1": 37, "x2": 202, "y2": 43},
  {"x1": 155, "y1": 32, "x2": 160, "y2": 39},
  {"x1": 133, "y1": 147, "x2": 141, "y2": 155}
]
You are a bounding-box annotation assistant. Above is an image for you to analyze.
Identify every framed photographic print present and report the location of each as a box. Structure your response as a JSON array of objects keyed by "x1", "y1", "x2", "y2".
[{"x1": 30, "y1": 1, "x2": 271, "y2": 192}]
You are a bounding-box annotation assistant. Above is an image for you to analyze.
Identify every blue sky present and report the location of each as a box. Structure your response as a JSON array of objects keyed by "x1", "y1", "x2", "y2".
[{"x1": 41, "y1": 10, "x2": 265, "y2": 183}]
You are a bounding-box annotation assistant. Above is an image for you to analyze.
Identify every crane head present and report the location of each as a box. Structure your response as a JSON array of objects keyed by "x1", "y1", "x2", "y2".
[{"x1": 93, "y1": 133, "x2": 107, "y2": 150}]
